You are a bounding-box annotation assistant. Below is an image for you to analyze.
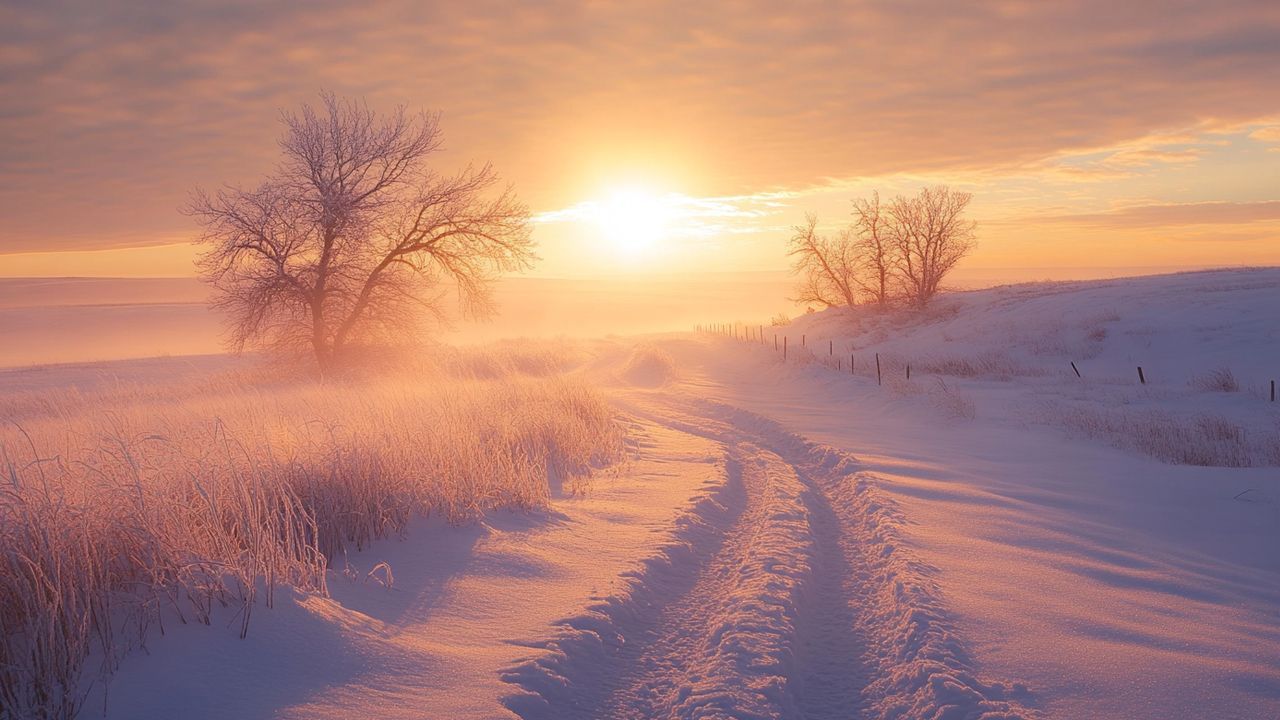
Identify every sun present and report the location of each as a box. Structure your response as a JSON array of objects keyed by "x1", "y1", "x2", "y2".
[{"x1": 592, "y1": 186, "x2": 676, "y2": 257}]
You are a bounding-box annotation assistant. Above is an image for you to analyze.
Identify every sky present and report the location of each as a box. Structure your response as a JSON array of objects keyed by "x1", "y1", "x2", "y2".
[{"x1": 1, "y1": 0, "x2": 1278, "y2": 279}]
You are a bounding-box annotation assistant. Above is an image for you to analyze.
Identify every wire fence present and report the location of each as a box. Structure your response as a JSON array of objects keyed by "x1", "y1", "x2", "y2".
[{"x1": 694, "y1": 321, "x2": 1278, "y2": 401}]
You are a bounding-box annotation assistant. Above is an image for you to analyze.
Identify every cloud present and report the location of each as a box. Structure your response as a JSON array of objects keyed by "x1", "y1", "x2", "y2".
[
  {"x1": 1, "y1": 1, "x2": 1279, "y2": 253},
  {"x1": 1251, "y1": 126, "x2": 1280, "y2": 144},
  {"x1": 1043, "y1": 201, "x2": 1280, "y2": 229},
  {"x1": 536, "y1": 189, "x2": 791, "y2": 242}
]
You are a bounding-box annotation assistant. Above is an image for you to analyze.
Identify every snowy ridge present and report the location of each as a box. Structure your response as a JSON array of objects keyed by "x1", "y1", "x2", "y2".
[{"x1": 503, "y1": 389, "x2": 1039, "y2": 718}]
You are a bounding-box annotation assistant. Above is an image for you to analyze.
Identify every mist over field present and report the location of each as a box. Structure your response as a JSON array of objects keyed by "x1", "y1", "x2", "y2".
[{"x1": 0, "y1": 265, "x2": 1226, "y2": 368}]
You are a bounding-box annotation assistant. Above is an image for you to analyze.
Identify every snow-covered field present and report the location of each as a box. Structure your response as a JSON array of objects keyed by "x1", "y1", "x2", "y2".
[{"x1": 2, "y1": 268, "x2": 1278, "y2": 719}]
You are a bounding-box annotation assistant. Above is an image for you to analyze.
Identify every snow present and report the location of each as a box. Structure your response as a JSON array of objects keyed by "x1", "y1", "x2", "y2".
[
  {"x1": 674, "y1": 268, "x2": 1280, "y2": 718},
  {"x1": 791, "y1": 267, "x2": 1280, "y2": 384},
  {"x1": 88, "y1": 417, "x2": 721, "y2": 719},
  {"x1": 5, "y1": 267, "x2": 1279, "y2": 719}
]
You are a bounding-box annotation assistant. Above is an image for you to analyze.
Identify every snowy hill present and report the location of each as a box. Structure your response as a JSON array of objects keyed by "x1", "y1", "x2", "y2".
[
  {"x1": 762, "y1": 268, "x2": 1280, "y2": 468},
  {"x1": 789, "y1": 267, "x2": 1280, "y2": 385}
]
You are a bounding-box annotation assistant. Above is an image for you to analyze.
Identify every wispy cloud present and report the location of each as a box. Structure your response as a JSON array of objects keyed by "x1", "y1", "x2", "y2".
[
  {"x1": 535, "y1": 190, "x2": 794, "y2": 240},
  {"x1": 1043, "y1": 201, "x2": 1280, "y2": 229}
]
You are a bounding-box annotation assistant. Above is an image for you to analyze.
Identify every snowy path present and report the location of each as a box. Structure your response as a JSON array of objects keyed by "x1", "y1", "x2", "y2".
[
  {"x1": 591, "y1": 442, "x2": 819, "y2": 719},
  {"x1": 507, "y1": 390, "x2": 1036, "y2": 719}
]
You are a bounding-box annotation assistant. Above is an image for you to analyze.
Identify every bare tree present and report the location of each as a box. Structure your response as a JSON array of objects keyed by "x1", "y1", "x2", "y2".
[
  {"x1": 186, "y1": 93, "x2": 534, "y2": 372},
  {"x1": 887, "y1": 185, "x2": 976, "y2": 308},
  {"x1": 850, "y1": 191, "x2": 894, "y2": 307},
  {"x1": 788, "y1": 214, "x2": 860, "y2": 309},
  {"x1": 788, "y1": 192, "x2": 896, "y2": 310},
  {"x1": 789, "y1": 186, "x2": 976, "y2": 311}
]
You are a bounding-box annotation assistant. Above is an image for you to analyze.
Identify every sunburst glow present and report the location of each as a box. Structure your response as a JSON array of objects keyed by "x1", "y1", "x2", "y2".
[{"x1": 592, "y1": 187, "x2": 677, "y2": 256}]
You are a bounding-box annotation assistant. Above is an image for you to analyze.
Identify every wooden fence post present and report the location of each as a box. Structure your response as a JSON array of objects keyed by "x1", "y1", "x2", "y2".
[
  {"x1": 850, "y1": 353, "x2": 855, "y2": 376},
  {"x1": 1071, "y1": 361, "x2": 1081, "y2": 378},
  {"x1": 875, "y1": 353, "x2": 881, "y2": 386},
  {"x1": 1138, "y1": 366, "x2": 1146, "y2": 384}
]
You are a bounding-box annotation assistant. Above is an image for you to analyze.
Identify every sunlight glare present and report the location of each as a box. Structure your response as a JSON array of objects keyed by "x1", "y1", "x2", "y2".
[{"x1": 593, "y1": 187, "x2": 676, "y2": 257}]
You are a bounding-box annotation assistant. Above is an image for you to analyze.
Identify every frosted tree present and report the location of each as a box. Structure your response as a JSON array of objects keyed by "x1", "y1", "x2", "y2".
[
  {"x1": 788, "y1": 214, "x2": 861, "y2": 309},
  {"x1": 850, "y1": 190, "x2": 894, "y2": 307},
  {"x1": 187, "y1": 93, "x2": 534, "y2": 372},
  {"x1": 789, "y1": 191, "x2": 906, "y2": 309},
  {"x1": 887, "y1": 185, "x2": 976, "y2": 308}
]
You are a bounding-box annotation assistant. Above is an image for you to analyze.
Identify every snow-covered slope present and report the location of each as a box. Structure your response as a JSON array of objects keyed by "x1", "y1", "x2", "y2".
[
  {"x1": 763, "y1": 268, "x2": 1280, "y2": 468},
  {"x1": 788, "y1": 267, "x2": 1280, "y2": 385},
  {"x1": 679, "y1": 267, "x2": 1280, "y2": 719}
]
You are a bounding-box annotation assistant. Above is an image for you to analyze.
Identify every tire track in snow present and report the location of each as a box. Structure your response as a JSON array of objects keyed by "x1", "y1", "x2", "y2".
[
  {"x1": 689, "y1": 398, "x2": 1042, "y2": 720},
  {"x1": 591, "y1": 442, "x2": 819, "y2": 719},
  {"x1": 790, "y1": 465, "x2": 870, "y2": 718},
  {"x1": 503, "y1": 392, "x2": 1040, "y2": 719}
]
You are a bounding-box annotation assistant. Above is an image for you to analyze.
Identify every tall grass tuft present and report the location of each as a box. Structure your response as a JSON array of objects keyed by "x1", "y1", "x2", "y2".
[
  {"x1": 1189, "y1": 367, "x2": 1240, "y2": 393},
  {"x1": 0, "y1": 354, "x2": 624, "y2": 719}
]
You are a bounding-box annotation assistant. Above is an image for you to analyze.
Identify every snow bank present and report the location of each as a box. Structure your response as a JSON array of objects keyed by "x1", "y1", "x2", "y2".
[{"x1": 619, "y1": 343, "x2": 679, "y2": 387}]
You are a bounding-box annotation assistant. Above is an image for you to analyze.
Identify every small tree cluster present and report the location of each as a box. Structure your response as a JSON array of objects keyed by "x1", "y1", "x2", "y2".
[{"x1": 789, "y1": 185, "x2": 976, "y2": 309}]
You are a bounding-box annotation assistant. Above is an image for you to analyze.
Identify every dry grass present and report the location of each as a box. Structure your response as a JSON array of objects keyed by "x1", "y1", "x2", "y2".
[
  {"x1": 1052, "y1": 405, "x2": 1276, "y2": 467},
  {"x1": 915, "y1": 351, "x2": 1041, "y2": 380},
  {"x1": 927, "y1": 378, "x2": 977, "y2": 420},
  {"x1": 1189, "y1": 367, "x2": 1240, "y2": 393},
  {"x1": 0, "y1": 347, "x2": 624, "y2": 719}
]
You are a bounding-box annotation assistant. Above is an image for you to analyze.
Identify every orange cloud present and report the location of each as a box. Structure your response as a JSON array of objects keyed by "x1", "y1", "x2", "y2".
[
  {"x1": 1, "y1": 1, "x2": 1279, "y2": 259},
  {"x1": 1043, "y1": 201, "x2": 1280, "y2": 229}
]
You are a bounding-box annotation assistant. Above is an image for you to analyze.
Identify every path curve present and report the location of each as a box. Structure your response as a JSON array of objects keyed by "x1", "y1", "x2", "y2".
[{"x1": 503, "y1": 391, "x2": 1040, "y2": 719}]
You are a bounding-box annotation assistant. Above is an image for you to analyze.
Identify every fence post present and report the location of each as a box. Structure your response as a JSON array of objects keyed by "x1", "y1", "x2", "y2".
[
  {"x1": 1071, "y1": 361, "x2": 1081, "y2": 378},
  {"x1": 774, "y1": 334, "x2": 778, "y2": 351},
  {"x1": 784, "y1": 336, "x2": 788, "y2": 361},
  {"x1": 1271, "y1": 380, "x2": 1275, "y2": 402},
  {"x1": 1138, "y1": 366, "x2": 1146, "y2": 384},
  {"x1": 802, "y1": 334, "x2": 806, "y2": 347},
  {"x1": 851, "y1": 353, "x2": 855, "y2": 376},
  {"x1": 907, "y1": 364, "x2": 911, "y2": 380},
  {"x1": 829, "y1": 339, "x2": 833, "y2": 356},
  {"x1": 875, "y1": 353, "x2": 882, "y2": 386}
]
